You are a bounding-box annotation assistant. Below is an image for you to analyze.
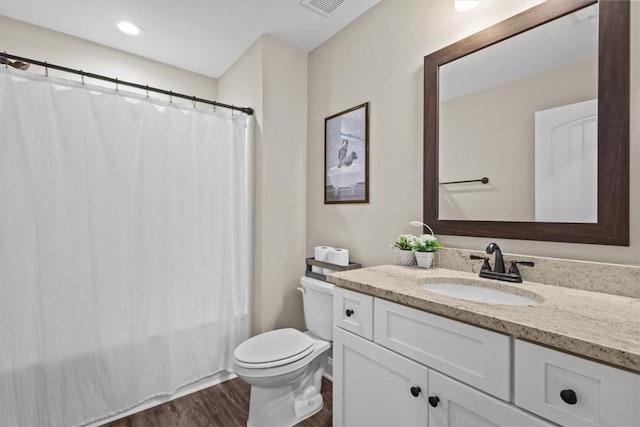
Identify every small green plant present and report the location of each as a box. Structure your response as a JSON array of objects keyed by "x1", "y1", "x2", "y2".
[
  {"x1": 391, "y1": 234, "x2": 416, "y2": 251},
  {"x1": 412, "y1": 234, "x2": 443, "y2": 252}
]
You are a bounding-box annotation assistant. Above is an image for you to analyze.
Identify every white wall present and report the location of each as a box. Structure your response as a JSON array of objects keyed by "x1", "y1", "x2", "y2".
[
  {"x1": 218, "y1": 35, "x2": 308, "y2": 334},
  {"x1": 307, "y1": 0, "x2": 640, "y2": 266},
  {"x1": 0, "y1": 15, "x2": 216, "y2": 102}
]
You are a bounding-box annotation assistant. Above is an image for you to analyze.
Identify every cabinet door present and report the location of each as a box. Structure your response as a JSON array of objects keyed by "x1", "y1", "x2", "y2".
[
  {"x1": 333, "y1": 327, "x2": 429, "y2": 427},
  {"x1": 429, "y1": 371, "x2": 553, "y2": 427}
]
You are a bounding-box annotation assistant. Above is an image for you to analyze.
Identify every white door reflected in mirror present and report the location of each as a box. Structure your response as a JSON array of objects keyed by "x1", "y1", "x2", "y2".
[{"x1": 534, "y1": 99, "x2": 597, "y2": 223}]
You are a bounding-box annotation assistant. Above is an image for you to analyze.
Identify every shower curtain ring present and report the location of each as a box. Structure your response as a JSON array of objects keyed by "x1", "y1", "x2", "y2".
[
  {"x1": 81, "y1": 70, "x2": 84, "y2": 85},
  {"x1": 115, "y1": 78, "x2": 119, "y2": 92},
  {"x1": 169, "y1": 91, "x2": 173, "y2": 103},
  {"x1": 146, "y1": 85, "x2": 149, "y2": 99},
  {"x1": 192, "y1": 96, "x2": 196, "y2": 109},
  {"x1": 3, "y1": 52, "x2": 6, "y2": 69},
  {"x1": 44, "y1": 61, "x2": 48, "y2": 77}
]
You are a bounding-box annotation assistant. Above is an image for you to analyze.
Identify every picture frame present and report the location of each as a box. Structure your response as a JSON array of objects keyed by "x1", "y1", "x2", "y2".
[{"x1": 324, "y1": 102, "x2": 369, "y2": 204}]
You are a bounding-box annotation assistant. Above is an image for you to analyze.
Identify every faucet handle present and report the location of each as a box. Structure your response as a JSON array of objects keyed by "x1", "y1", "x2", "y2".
[
  {"x1": 470, "y1": 254, "x2": 491, "y2": 272},
  {"x1": 512, "y1": 260, "x2": 535, "y2": 268},
  {"x1": 507, "y1": 260, "x2": 535, "y2": 275}
]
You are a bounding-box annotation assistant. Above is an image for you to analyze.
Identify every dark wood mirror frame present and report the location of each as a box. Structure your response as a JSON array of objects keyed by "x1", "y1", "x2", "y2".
[{"x1": 424, "y1": 0, "x2": 629, "y2": 246}]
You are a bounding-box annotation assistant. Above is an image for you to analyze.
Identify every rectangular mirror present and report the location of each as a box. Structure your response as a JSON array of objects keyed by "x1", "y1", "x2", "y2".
[{"x1": 424, "y1": 0, "x2": 629, "y2": 245}]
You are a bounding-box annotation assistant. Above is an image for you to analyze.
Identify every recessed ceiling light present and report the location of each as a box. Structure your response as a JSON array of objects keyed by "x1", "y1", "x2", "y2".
[
  {"x1": 454, "y1": 0, "x2": 479, "y2": 12},
  {"x1": 114, "y1": 20, "x2": 143, "y2": 36}
]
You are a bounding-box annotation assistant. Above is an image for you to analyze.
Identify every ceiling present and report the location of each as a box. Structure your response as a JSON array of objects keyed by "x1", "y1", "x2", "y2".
[{"x1": 0, "y1": 0, "x2": 379, "y2": 78}]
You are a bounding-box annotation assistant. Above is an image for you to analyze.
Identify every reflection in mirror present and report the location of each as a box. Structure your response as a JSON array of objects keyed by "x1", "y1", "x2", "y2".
[{"x1": 438, "y1": 4, "x2": 598, "y2": 223}]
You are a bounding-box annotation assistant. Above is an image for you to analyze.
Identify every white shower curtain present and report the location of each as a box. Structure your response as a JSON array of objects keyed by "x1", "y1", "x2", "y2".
[{"x1": 0, "y1": 68, "x2": 252, "y2": 426}]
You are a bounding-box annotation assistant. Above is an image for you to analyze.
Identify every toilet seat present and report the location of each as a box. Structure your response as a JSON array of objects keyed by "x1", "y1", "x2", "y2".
[{"x1": 234, "y1": 328, "x2": 314, "y2": 369}]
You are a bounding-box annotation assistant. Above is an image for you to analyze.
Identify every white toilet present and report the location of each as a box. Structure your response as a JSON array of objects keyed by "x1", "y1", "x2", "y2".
[{"x1": 233, "y1": 276, "x2": 334, "y2": 427}]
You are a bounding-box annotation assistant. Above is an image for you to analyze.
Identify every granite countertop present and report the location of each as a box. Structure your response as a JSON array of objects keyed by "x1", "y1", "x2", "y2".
[{"x1": 327, "y1": 265, "x2": 640, "y2": 374}]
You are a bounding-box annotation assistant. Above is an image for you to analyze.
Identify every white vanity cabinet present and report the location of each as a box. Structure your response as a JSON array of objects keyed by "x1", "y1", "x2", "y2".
[
  {"x1": 333, "y1": 287, "x2": 640, "y2": 427},
  {"x1": 333, "y1": 287, "x2": 552, "y2": 427}
]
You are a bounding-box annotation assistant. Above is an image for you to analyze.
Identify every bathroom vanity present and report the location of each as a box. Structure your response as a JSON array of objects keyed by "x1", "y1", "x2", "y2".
[{"x1": 329, "y1": 265, "x2": 640, "y2": 427}]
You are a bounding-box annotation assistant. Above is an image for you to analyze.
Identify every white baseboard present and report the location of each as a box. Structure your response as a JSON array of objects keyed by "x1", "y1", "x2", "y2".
[{"x1": 89, "y1": 370, "x2": 237, "y2": 426}]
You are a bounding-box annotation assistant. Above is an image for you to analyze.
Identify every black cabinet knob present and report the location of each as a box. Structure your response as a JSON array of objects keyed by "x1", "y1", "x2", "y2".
[
  {"x1": 410, "y1": 386, "x2": 421, "y2": 397},
  {"x1": 428, "y1": 396, "x2": 440, "y2": 407},
  {"x1": 345, "y1": 309, "x2": 354, "y2": 317},
  {"x1": 560, "y1": 389, "x2": 577, "y2": 405}
]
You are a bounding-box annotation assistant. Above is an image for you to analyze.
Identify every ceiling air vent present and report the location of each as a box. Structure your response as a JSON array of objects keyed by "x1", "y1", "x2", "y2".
[{"x1": 301, "y1": 0, "x2": 345, "y2": 17}]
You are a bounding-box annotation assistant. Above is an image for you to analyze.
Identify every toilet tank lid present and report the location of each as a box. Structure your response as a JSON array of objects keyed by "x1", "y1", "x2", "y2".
[
  {"x1": 300, "y1": 276, "x2": 334, "y2": 294},
  {"x1": 234, "y1": 328, "x2": 313, "y2": 365}
]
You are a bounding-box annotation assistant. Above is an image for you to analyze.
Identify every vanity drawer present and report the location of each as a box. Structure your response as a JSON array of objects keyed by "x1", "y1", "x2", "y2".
[
  {"x1": 374, "y1": 298, "x2": 511, "y2": 401},
  {"x1": 333, "y1": 287, "x2": 374, "y2": 340},
  {"x1": 515, "y1": 340, "x2": 640, "y2": 427}
]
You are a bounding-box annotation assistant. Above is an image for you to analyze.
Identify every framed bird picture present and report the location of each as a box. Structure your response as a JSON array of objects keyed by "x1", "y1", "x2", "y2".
[{"x1": 324, "y1": 102, "x2": 369, "y2": 204}]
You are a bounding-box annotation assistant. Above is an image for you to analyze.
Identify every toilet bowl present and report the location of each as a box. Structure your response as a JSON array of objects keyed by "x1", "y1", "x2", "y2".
[{"x1": 233, "y1": 277, "x2": 333, "y2": 427}]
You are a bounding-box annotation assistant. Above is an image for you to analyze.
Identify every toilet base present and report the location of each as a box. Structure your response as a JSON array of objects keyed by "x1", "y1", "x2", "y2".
[
  {"x1": 246, "y1": 383, "x2": 323, "y2": 427},
  {"x1": 294, "y1": 391, "x2": 323, "y2": 423}
]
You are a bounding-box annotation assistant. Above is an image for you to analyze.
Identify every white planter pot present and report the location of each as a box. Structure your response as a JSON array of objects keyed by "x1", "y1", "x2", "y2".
[
  {"x1": 415, "y1": 251, "x2": 434, "y2": 269},
  {"x1": 398, "y1": 250, "x2": 415, "y2": 266}
]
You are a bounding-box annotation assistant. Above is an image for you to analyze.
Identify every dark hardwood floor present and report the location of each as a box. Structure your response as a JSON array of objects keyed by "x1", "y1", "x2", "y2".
[{"x1": 103, "y1": 377, "x2": 332, "y2": 427}]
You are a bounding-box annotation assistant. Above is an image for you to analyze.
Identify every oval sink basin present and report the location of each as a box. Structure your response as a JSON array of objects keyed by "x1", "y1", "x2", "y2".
[{"x1": 422, "y1": 283, "x2": 536, "y2": 306}]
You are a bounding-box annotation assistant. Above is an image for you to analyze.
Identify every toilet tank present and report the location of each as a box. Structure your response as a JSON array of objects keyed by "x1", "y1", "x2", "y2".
[{"x1": 299, "y1": 276, "x2": 334, "y2": 341}]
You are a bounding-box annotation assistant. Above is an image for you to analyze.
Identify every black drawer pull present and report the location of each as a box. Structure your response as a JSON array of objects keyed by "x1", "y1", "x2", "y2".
[
  {"x1": 560, "y1": 389, "x2": 577, "y2": 405},
  {"x1": 345, "y1": 309, "x2": 354, "y2": 317},
  {"x1": 428, "y1": 396, "x2": 440, "y2": 407},
  {"x1": 410, "y1": 386, "x2": 421, "y2": 397}
]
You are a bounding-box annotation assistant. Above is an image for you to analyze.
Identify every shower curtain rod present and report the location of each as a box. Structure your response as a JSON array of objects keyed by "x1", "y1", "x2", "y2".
[{"x1": 1, "y1": 52, "x2": 254, "y2": 116}]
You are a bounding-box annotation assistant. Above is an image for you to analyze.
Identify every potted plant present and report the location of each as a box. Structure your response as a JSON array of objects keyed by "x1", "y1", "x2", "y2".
[
  {"x1": 412, "y1": 234, "x2": 443, "y2": 268},
  {"x1": 391, "y1": 234, "x2": 417, "y2": 266}
]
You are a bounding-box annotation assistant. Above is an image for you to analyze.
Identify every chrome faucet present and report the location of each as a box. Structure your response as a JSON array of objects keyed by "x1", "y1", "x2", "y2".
[
  {"x1": 485, "y1": 242, "x2": 505, "y2": 273},
  {"x1": 470, "y1": 242, "x2": 534, "y2": 283}
]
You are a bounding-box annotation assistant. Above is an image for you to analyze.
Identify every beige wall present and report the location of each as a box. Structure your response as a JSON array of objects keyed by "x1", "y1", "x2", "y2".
[
  {"x1": 218, "y1": 35, "x2": 308, "y2": 334},
  {"x1": 439, "y1": 57, "x2": 597, "y2": 221},
  {"x1": 0, "y1": 15, "x2": 216, "y2": 102},
  {"x1": 307, "y1": 0, "x2": 640, "y2": 266}
]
